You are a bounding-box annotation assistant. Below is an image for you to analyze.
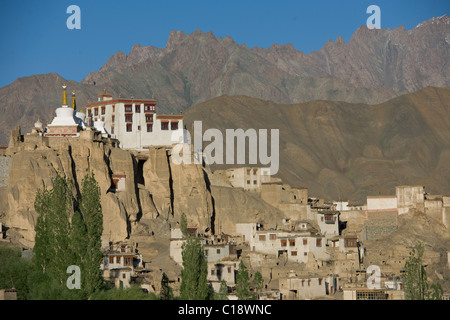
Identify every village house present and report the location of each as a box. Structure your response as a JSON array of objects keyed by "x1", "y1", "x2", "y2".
[
  {"x1": 223, "y1": 167, "x2": 271, "y2": 192},
  {"x1": 169, "y1": 227, "x2": 240, "y2": 293},
  {"x1": 235, "y1": 223, "x2": 329, "y2": 264},
  {"x1": 169, "y1": 227, "x2": 238, "y2": 265},
  {"x1": 343, "y1": 281, "x2": 404, "y2": 300},
  {"x1": 100, "y1": 242, "x2": 144, "y2": 288},
  {"x1": 0, "y1": 289, "x2": 17, "y2": 300},
  {"x1": 207, "y1": 258, "x2": 239, "y2": 293},
  {"x1": 279, "y1": 271, "x2": 339, "y2": 300}
]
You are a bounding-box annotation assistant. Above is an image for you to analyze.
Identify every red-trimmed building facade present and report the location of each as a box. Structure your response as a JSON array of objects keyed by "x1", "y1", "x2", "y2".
[{"x1": 84, "y1": 92, "x2": 185, "y2": 150}]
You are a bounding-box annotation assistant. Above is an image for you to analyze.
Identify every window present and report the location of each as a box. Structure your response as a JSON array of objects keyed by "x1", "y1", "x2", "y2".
[
  {"x1": 345, "y1": 237, "x2": 358, "y2": 248},
  {"x1": 125, "y1": 114, "x2": 133, "y2": 123},
  {"x1": 161, "y1": 122, "x2": 169, "y2": 130},
  {"x1": 205, "y1": 250, "x2": 208, "y2": 256},
  {"x1": 281, "y1": 240, "x2": 287, "y2": 247},
  {"x1": 126, "y1": 123, "x2": 132, "y2": 132},
  {"x1": 247, "y1": 180, "x2": 250, "y2": 185},
  {"x1": 146, "y1": 123, "x2": 153, "y2": 132},
  {"x1": 94, "y1": 108, "x2": 98, "y2": 116},
  {"x1": 124, "y1": 257, "x2": 133, "y2": 266},
  {"x1": 111, "y1": 126, "x2": 114, "y2": 134},
  {"x1": 316, "y1": 238, "x2": 322, "y2": 247},
  {"x1": 217, "y1": 249, "x2": 221, "y2": 254},
  {"x1": 269, "y1": 234, "x2": 276, "y2": 240},
  {"x1": 101, "y1": 106, "x2": 105, "y2": 115},
  {"x1": 144, "y1": 104, "x2": 155, "y2": 112},
  {"x1": 289, "y1": 239, "x2": 295, "y2": 247},
  {"x1": 325, "y1": 214, "x2": 335, "y2": 224},
  {"x1": 259, "y1": 235, "x2": 266, "y2": 241},
  {"x1": 146, "y1": 114, "x2": 153, "y2": 122},
  {"x1": 122, "y1": 273, "x2": 126, "y2": 279},
  {"x1": 319, "y1": 278, "x2": 322, "y2": 285},
  {"x1": 171, "y1": 121, "x2": 178, "y2": 130},
  {"x1": 112, "y1": 115, "x2": 115, "y2": 123},
  {"x1": 125, "y1": 104, "x2": 132, "y2": 113},
  {"x1": 109, "y1": 256, "x2": 114, "y2": 264},
  {"x1": 291, "y1": 251, "x2": 297, "y2": 256},
  {"x1": 228, "y1": 267, "x2": 232, "y2": 273},
  {"x1": 112, "y1": 105, "x2": 115, "y2": 113},
  {"x1": 303, "y1": 238, "x2": 308, "y2": 245},
  {"x1": 356, "y1": 291, "x2": 387, "y2": 300},
  {"x1": 253, "y1": 180, "x2": 257, "y2": 185},
  {"x1": 135, "y1": 104, "x2": 141, "y2": 113},
  {"x1": 211, "y1": 269, "x2": 215, "y2": 275},
  {"x1": 308, "y1": 280, "x2": 311, "y2": 287},
  {"x1": 87, "y1": 109, "x2": 92, "y2": 117}
]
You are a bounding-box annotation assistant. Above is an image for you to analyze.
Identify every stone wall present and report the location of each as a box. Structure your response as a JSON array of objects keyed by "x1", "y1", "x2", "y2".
[
  {"x1": 0, "y1": 156, "x2": 12, "y2": 188},
  {"x1": 362, "y1": 210, "x2": 398, "y2": 241}
]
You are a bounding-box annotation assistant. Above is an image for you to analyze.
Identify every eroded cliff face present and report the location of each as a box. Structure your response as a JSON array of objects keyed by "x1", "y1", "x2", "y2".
[{"x1": 1, "y1": 128, "x2": 284, "y2": 249}]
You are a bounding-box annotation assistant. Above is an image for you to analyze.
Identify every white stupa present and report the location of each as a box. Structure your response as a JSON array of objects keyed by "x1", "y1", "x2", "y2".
[
  {"x1": 72, "y1": 90, "x2": 87, "y2": 129},
  {"x1": 45, "y1": 85, "x2": 80, "y2": 137},
  {"x1": 93, "y1": 118, "x2": 107, "y2": 134}
]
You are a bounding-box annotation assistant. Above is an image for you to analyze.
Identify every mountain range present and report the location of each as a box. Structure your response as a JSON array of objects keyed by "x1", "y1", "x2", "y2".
[
  {"x1": 1, "y1": 15, "x2": 448, "y2": 147},
  {"x1": 0, "y1": 15, "x2": 449, "y2": 201}
]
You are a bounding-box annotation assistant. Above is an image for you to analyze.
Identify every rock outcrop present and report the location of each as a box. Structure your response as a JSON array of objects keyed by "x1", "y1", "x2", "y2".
[{"x1": 1, "y1": 128, "x2": 286, "y2": 250}]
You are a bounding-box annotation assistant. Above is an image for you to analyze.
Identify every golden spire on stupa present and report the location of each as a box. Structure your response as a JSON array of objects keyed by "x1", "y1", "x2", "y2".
[
  {"x1": 71, "y1": 90, "x2": 77, "y2": 110},
  {"x1": 62, "y1": 84, "x2": 68, "y2": 106}
]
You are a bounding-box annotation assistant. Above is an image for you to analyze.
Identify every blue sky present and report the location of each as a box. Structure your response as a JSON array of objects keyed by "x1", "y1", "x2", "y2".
[{"x1": 0, "y1": 0, "x2": 448, "y2": 88}]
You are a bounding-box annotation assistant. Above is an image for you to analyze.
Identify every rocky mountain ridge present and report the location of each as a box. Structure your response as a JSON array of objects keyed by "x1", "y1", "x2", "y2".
[{"x1": 1, "y1": 15, "x2": 449, "y2": 147}]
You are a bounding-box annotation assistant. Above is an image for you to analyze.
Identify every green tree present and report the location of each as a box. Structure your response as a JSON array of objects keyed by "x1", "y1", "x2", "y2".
[
  {"x1": 253, "y1": 271, "x2": 264, "y2": 298},
  {"x1": 78, "y1": 172, "x2": 104, "y2": 297},
  {"x1": 427, "y1": 283, "x2": 443, "y2": 300},
  {"x1": 33, "y1": 174, "x2": 75, "y2": 286},
  {"x1": 403, "y1": 242, "x2": 443, "y2": 300},
  {"x1": 403, "y1": 242, "x2": 428, "y2": 300},
  {"x1": 31, "y1": 172, "x2": 104, "y2": 299},
  {"x1": 236, "y1": 260, "x2": 250, "y2": 300},
  {"x1": 216, "y1": 280, "x2": 228, "y2": 300},
  {"x1": 180, "y1": 237, "x2": 210, "y2": 300},
  {"x1": 160, "y1": 272, "x2": 173, "y2": 300},
  {"x1": 91, "y1": 285, "x2": 158, "y2": 300},
  {"x1": 0, "y1": 246, "x2": 33, "y2": 300},
  {"x1": 180, "y1": 212, "x2": 188, "y2": 238}
]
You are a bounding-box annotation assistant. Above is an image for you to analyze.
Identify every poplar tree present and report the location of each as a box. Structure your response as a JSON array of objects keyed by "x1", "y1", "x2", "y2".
[
  {"x1": 217, "y1": 280, "x2": 228, "y2": 300},
  {"x1": 236, "y1": 260, "x2": 250, "y2": 300},
  {"x1": 180, "y1": 237, "x2": 210, "y2": 300},
  {"x1": 78, "y1": 172, "x2": 104, "y2": 297},
  {"x1": 180, "y1": 212, "x2": 188, "y2": 238},
  {"x1": 403, "y1": 242, "x2": 427, "y2": 300},
  {"x1": 33, "y1": 174, "x2": 74, "y2": 285},
  {"x1": 254, "y1": 271, "x2": 264, "y2": 298},
  {"x1": 32, "y1": 171, "x2": 104, "y2": 299},
  {"x1": 403, "y1": 241, "x2": 443, "y2": 300},
  {"x1": 160, "y1": 272, "x2": 173, "y2": 300}
]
